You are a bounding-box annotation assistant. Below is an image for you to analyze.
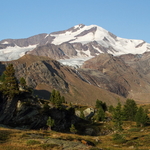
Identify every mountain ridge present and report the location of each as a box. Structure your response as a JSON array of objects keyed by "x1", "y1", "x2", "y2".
[
  {"x1": 0, "y1": 54, "x2": 125, "y2": 106},
  {"x1": 0, "y1": 24, "x2": 150, "y2": 64}
]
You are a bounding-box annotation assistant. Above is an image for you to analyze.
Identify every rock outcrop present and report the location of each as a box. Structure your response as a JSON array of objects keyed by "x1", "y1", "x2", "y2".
[{"x1": 0, "y1": 91, "x2": 79, "y2": 131}]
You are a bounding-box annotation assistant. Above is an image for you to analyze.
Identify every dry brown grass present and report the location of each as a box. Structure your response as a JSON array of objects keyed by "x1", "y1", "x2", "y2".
[{"x1": 0, "y1": 120, "x2": 150, "y2": 150}]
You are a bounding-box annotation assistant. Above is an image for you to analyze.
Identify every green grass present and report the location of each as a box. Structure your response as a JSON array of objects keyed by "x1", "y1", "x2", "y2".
[
  {"x1": 26, "y1": 140, "x2": 41, "y2": 146},
  {"x1": 128, "y1": 127, "x2": 141, "y2": 132},
  {"x1": 0, "y1": 120, "x2": 150, "y2": 150}
]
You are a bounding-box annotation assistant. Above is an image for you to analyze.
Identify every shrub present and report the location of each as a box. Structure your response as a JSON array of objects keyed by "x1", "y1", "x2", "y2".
[
  {"x1": 46, "y1": 116, "x2": 55, "y2": 130},
  {"x1": 70, "y1": 124, "x2": 77, "y2": 134}
]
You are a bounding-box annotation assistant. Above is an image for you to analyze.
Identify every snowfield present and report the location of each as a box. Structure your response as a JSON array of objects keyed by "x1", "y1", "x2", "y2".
[
  {"x1": 0, "y1": 45, "x2": 36, "y2": 61},
  {"x1": 0, "y1": 24, "x2": 150, "y2": 65}
]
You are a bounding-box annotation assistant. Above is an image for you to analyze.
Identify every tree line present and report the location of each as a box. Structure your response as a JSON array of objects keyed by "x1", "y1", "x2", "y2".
[
  {"x1": 85, "y1": 99, "x2": 149, "y2": 131},
  {"x1": 112, "y1": 99, "x2": 149, "y2": 130}
]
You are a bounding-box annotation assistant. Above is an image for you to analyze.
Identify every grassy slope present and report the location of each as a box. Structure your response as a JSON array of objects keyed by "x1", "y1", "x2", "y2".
[{"x1": 0, "y1": 120, "x2": 150, "y2": 150}]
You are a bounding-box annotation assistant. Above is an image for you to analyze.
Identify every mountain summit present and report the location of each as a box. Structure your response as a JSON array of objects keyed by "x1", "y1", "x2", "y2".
[{"x1": 0, "y1": 24, "x2": 150, "y2": 63}]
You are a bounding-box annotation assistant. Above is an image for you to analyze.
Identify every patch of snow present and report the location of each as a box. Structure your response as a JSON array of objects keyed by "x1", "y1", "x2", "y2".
[
  {"x1": 44, "y1": 34, "x2": 49, "y2": 39},
  {"x1": 51, "y1": 25, "x2": 103, "y2": 45},
  {"x1": 0, "y1": 45, "x2": 37, "y2": 61},
  {"x1": 74, "y1": 25, "x2": 79, "y2": 29},
  {"x1": 82, "y1": 49, "x2": 92, "y2": 57},
  {"x1": 113, "y1": 38, "x2": 148, "y2": 55},
  {"x1": 58, "y1": 57, "x2": 93, "y2": 67},
  {"x1": 92, "y1": 45, "x2": 104, "y2": 53},
  {"x1": 65, "y1": 31, "x2": 72, "y2": 35},
  {"x1": 2, "y1": 41, "x2": 9, "y2": 44}
]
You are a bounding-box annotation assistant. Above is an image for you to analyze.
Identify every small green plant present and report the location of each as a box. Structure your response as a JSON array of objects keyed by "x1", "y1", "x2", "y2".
[
  {"x1": 46, "y1": 116, "x2": 55, "y2": 130},
  {"x1": 26, "y1": 140, "x2": 41, "y2": 146},
  {"x1": 70, "y1": 124, "x2": 77, "y2": 134}
]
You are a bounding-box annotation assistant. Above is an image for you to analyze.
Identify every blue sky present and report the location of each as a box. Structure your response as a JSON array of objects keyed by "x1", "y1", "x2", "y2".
[{"x1": 1, "y1": 0, "x2": 150, "y2": 42}]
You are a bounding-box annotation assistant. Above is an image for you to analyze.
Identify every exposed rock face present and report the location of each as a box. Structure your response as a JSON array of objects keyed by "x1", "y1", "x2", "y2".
[
  {"x1": 79, "y1": 53, "x2": 150, "y2": 102},
  {"x1": 28, "y1": 41, "x2": 117, "y2": 60},
  {"x1": 59, "y1": 42, "x2": 77, "y2": 57},
  {"x1": 80, "y1": 54, "x2": 131, "y2": 97},
  {"x1": 0, "y1": 34, "x2": 47, "y2": 47},
  {"x1": 27, "y1": 43, "x2": 67, "y2": 60},
  {"x1": 119, "y1": 52, "x2": 150, "y2": 77},
  {"x1": 2, "y1": 52, "x2": 150, "y2": 104},
  {"x1": 83, "y1": 108, "x2": 95, "y2": 120},
  {"x1": 0, "y1": 91, "x2": 79, "y2": 131}
]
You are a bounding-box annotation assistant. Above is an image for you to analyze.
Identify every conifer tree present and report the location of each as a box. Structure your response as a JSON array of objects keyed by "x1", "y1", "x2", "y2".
[
  {"x1": 108, "y1": 105, "x2": 114, "y2": 113},
  {"x1": 55, "y1": 90, "x2": 62, "y2": 107},
  {"x1": 113, "y1": 102, "x2": 123, "y2": 131},
  {"x1": 70, "y1": 124, "x2": 77, "y2": 134},
  {"x1": 50, "y1": 89, "x2": 56, "y2": 104},
  {"x1": 0, "y1": 73, "x2": 5, "y2": 82},
  {"x1": 95, "y1": 106, "x2": 105, "y2": 122},
  {"x1": 1, "y1": 64, "x2": 19, "y2": 98},
  {"x1": 135, "y1": 107, "x2": 148, "y2": 127},
  {"x1": 122, "y1": 99, "x2": 137, "y2": 121},
  {"x1": 95, "y1": 99, "x2": 107, "y2": 112},
  {"x1": 19, "y1": 77, "x2": 26, "y2": 88},
  {"x1": 46, "y1": 116, "x2": 55, "y2": 130},
  {"x1": 50, "y1": 89, "x2": 64, "y2": 108}
]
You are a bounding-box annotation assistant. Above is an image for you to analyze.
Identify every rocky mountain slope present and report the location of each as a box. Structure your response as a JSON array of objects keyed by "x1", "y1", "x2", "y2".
[
  {"x1": 78, "y1": 52, "x2": 150, "y2": 103},
  {"x1": 0, "y1": 54, "x2": 125, "y2": 106}
]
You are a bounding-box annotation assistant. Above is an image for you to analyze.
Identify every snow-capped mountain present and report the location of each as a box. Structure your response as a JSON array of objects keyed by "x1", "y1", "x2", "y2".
[
  {"x1": 49, "y1": 24, "x2": 150, "y2": 56},
  {"x1": 0, "y1": 24, "x2": 150, "y2": 65}
]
